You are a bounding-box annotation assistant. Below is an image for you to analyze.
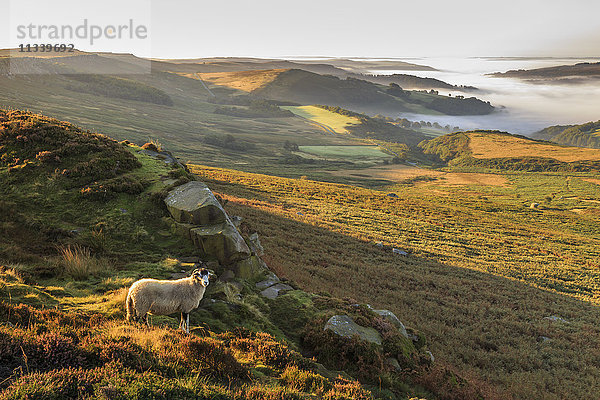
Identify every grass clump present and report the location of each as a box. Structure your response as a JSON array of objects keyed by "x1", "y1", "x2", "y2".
[{"x1": 58, "y1": 245, "x2": 111, "y2": 280}]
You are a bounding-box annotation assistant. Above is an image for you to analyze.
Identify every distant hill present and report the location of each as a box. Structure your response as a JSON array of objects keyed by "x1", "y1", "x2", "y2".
[
  {"x1": 156, "y1": 56, "x2": 436, "y2": 74},
  {"x1": 533, "y1": 120, "x2": 600, "y2": 149},
  {"x1": 419, "y1": 130, "x2": 600, "y2": 171},
  {"x1": 358, "y1": 73, "x2": 478, "y2": 91},
  {"x1": 489, "y1": 62, "x2": 600, "y2": 83},
  {"x1": 199, "y1": 68, "x2": 494, "y2": 116}
]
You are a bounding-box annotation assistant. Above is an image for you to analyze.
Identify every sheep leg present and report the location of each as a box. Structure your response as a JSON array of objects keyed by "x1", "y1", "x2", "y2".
[{"x1": 180, "y1": 312, "x2": 190, "y2": 333}]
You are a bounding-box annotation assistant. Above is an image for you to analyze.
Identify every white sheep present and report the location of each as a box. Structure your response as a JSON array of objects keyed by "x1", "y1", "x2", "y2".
[{"x1": 126, "y1": 268, "x2": 210, "y2": 333}]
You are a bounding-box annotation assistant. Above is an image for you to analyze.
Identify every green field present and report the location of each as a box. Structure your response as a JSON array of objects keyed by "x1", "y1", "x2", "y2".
[{"x1": 299, "y1": 145, "x2": 393, "y2": 163}]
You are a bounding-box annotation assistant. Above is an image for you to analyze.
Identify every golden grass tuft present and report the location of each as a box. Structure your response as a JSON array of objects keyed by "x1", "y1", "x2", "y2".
[{"x1": 58, "y1": 244, "x2": 111, "y2": 280}]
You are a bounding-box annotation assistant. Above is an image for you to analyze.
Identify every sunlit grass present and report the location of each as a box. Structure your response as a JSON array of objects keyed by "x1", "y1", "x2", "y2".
[
  {"x1": 188, "y1": 163, "x2": 600, "y2": 399},
  {"x1": 58, "y1": 244, "x2": 112, "y2": 280},
  {"x1": 282, "y1": 105, "x2": 360, "y2": 134}
]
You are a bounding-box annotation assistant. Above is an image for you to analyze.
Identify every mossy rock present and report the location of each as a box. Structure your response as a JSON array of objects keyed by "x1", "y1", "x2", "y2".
[
  {"x1": 324, "y1": 315, "x2": 382, "y2": 345},
  {"x1": 234, "y1": 256, "x2": 267, "y2": 281},
  {"x1": 190, "y1": 221, "x2": 250, "y2": 265}
]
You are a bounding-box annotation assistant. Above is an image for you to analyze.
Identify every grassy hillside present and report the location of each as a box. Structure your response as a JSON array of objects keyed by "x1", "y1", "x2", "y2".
[
  {"x1": 0, "y1": 57, "x2": 384, "y2": 181},
  {"x1": 206, "y1": 68, "x2": 494, "y2": 116},
  {"x1": 420, "y1": 131, "x2": 600, "y2": 171},
  {"x1": 195, "y1": 69, "x2": 286, "y2": 92},
  {"x1": 534, "y1": 120, "x2": 600, "y2": 149},
  {"x1": 189, "y1": 163, "x2": 600, "y2": 400},
  {"x1": 3, "y1": 109, "x2": 489, "y2": 400}
]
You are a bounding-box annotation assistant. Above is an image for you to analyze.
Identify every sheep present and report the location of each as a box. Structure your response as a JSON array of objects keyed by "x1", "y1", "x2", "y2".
[{"x1": 126, "y1": 267, "x2": 210, "y2": 333}]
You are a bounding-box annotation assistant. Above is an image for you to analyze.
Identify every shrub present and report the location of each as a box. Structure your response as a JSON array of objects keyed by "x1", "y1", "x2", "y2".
[
  {"x1": 228, "y1": 331, "x2": 303, "y2": 370},
  {"x1": 80, "y1": 175, "x2": 146, "y2": 201},
  {"x1": 141, "y1": 141, "x2": 161, "y2": 152},
  {"x1": 280, "y1": 365, "x2": 331, "y2": 394},
  {"x1": 302, "y1": 316, "x2": 386, "y2": 382},
  {"x1": 178, "y1": 335, "x2": 248, "y2": 380}
]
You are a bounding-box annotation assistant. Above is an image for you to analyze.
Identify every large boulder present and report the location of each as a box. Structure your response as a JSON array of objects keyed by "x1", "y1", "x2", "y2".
[
  {"x1": 190, "y1": 221, "x2": 251, "y2": 265},
  {"x1": 165, "y1": 181, "x2": 227, "y2": 225},
  {"x1": 324, "y1": 315, "x2": 382, "y2": 345},
  {"x1": 373, "y1": 309, "x2": 409, "y2": 339}
]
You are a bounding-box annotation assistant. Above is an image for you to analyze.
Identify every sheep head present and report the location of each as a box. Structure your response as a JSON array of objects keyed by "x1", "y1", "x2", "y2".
[{"x1": 192, "y1": 268, "x2": 210, "y2": 287}]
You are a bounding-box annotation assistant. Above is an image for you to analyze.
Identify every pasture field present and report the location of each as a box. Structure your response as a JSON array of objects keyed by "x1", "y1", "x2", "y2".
[
  {"x1": 189, "y1": 163, "x2": 600, "y2": 400},
  {"x1": 299, "y1": 145, "x2": 393, "y2": 164},
  {"x1": 468, "y1": 132, "x2": 600, "y2": 162},
  {"x1": 282, "y1": 105, "x2": 361, "y2": 134}
]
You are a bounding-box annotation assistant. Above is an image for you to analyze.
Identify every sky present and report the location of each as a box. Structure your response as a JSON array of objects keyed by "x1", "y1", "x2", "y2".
[{"x1": 1, "y1": 0, "x2": 599, "y2": 59}]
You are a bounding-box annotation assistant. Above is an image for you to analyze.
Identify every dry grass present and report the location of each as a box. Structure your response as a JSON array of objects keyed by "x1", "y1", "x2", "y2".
[
  {"x1": 468, "y1": 132, "x2": 600, "y2": 162},
  {"x1": 189, "y1": 164, "x2": 600, "y2": 400},
  {"x1": 191, "y1": 69, "x2": 287, "y2": 92},
  {"x1": 331, "y1": 164, "x2": 509, "y2": 186},
  {"x1": 58, "y1": 244, "x2": 111, "y2": 280}
]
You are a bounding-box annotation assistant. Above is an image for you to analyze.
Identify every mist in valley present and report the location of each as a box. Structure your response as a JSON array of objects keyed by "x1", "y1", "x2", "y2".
[{"x1": 365, "y1": 57, "x2": 600, "y2": 135}]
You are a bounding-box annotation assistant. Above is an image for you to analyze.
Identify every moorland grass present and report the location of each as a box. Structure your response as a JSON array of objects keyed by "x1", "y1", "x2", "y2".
[{"x1": 189, "y1": 164, "x2": 600, "y2": 400}]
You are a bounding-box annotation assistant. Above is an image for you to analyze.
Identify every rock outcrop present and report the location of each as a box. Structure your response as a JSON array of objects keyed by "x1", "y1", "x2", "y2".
[
  {"x1": 165, "y1": 181, "x2": 227, "y2": 226},
  {"x1": 166, "y1": 180, "x2": 280, "y2": 285},
  {"x1": 190, "y1": 222, "x2": 250, "y2": 264}
]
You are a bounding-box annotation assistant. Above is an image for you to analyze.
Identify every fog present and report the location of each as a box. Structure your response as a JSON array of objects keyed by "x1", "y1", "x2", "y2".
[{"x1": 368, "y1": 57, "x2": 600, "y2": 135}]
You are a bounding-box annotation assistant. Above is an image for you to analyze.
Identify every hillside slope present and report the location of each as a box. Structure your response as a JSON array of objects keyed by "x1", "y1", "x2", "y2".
[
  {"x1": 200, "y1": 68, "x2": 494, "y2": 116},
  {"x1": 2, "y1": 110, "x2": 480, "y2": 400},
  {"x1": 419, "y1": 130, "x2": 600, "y2": 171},
  {"x1": 534, "y1": 120, "x2": 600, "y2": 149}
]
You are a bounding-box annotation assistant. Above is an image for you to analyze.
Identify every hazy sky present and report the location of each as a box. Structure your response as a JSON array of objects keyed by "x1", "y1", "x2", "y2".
[{"x1": 2, "y1": 0, "x2": 599, "y2": 58}]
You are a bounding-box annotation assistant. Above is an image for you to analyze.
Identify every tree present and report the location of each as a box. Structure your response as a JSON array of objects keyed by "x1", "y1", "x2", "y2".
[{"x1": 283, "y1": 140, "x2": 299, "y2": 152}]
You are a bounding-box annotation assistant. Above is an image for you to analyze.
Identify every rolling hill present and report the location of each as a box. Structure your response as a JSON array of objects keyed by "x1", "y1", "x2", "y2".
[
  {"x1": 419, "y1": 130, "x2": 600, "y2": 171},
  {"x1": 190, "y1": 160, "x2": 600, "y2": 400},
  {"x1": 2, "y1": 105, "x2": 600, "y2": 399},
  {"x1": 196, "y1": 68, "x2": 494, "y2": 116},
  {"x1": 533, "y1": 120, "x2": 600, "y2": 149},
  {"x1": 0, "y1": 53, "x2": 496, "y2": 188},
  {"x1": 489, "y1": 62, "x2": 600, "y2": 83}
]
